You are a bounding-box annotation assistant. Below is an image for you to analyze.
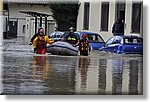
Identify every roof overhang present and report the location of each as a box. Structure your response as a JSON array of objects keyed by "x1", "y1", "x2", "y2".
[
  {"x1": 19, "y1": 11, "x2": 52, "y2": 17},
  {"x1": 3, "y1": 0, "x2": 50, "y2": 4}
]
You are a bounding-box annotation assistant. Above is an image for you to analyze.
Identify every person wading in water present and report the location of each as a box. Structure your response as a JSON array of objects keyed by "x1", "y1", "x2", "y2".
[{"x1": 33, "y1": 28, "x2": 54, "y2": 54}]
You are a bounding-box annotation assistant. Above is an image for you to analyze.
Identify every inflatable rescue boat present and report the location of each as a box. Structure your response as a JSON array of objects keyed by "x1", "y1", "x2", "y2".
[{"x1": 46, "y1": 41, "x2": 78, "y2": 56}]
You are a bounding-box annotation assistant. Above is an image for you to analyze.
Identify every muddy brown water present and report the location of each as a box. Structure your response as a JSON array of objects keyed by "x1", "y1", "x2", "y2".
[{"x1": 1, "y1": 38, "x2": 143, "y2": 95}]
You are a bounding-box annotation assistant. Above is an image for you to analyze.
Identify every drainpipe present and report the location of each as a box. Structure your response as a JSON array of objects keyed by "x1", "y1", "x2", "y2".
[{"x1": 45, "y1": 16, "x2": 47, "y2": 35}]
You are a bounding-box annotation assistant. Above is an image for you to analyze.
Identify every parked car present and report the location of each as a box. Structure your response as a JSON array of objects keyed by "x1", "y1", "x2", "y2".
[
  {"x1": 61, "y1": 31, "x2": 105, "y2": 50},
  {"x1": 49, "y1": 31, "x2": 64, "y2": 42},
  {"x1": 75, "y1": 31, "x2": 105, "y2": 50},
  {"x1": 100, "y1": 35, "x2": 143, "y2": 54}
]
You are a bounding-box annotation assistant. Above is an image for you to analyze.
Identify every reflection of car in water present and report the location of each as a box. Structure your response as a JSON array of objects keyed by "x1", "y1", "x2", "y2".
[
  {"x1": 100, "y1": 35, "x2": 143, "y2": 54},
  {"x1": 49, "y1": 31, "x2": 64, "y2": 42},
  {"x1": 61, "y1": 31, "x2": 105, "y2": 50}
]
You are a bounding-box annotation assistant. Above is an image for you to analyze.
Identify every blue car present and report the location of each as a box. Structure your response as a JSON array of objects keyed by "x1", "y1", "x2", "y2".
[
  {"x1": 75, "y1": 31, "x2": 105, "y2": 50},
  {"x1": 100, "y1": 35, "x2": 143, "y2": 54}
]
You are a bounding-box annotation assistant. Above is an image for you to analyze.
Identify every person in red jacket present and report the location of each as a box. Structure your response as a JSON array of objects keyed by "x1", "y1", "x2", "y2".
[
  {"x1": 33, "y1": 28, "x2": 54, "y2": 54},
  {"x1": 79, "y1": 34, "x2": 90, "y2": 56}
]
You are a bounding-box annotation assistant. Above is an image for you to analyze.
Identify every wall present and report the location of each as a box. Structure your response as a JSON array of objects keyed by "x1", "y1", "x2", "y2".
[
  {"x1": 8, "y1": 3, "x2": 55, "y2": 40},
  {"x1": 77, "y1": 0, "x2": 143, "y2": 42}
]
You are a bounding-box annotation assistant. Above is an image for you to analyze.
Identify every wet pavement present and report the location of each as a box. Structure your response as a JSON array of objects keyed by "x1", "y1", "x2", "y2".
[{"x1": 1, "y1": 38, "x2": 143, "y2": 95}]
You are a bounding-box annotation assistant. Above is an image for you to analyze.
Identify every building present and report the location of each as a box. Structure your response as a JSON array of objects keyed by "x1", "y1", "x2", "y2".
[
  {"x1": 77, "y1": 0, "x2": 143, "y2": 41},
  {"x1": 3, "y1": 0, "x2": 56, "y2": 41}
]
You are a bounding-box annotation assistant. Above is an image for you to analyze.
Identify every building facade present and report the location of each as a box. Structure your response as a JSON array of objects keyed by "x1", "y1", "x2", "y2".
[
  {"x1": 3, "y1": 0, "x2": 56, "y2": 41},
  {"x1": 77, "y1": 0, "x2": 143, "y2": 41}
]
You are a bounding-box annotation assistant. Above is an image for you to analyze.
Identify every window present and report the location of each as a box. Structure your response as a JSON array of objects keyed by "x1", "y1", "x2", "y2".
[
  {"x1": 100, "y1": 2, "x2": 109, "y2": 31},
  {"x1": 3, "y1": 3, "x2": 8, "y2": 10},
  {"x1": 131, "y1": 2, "x2": 142, "y2": 33},
  {"x1": 106, "y1": 37, "x2": 114, "y2": 45},
  {"x1": 124, "y1": 38, "x2": 143, "y2": 44},
  {"x1": 113, "y1": 37, "x2": 122, "y2": 44},
  {"x1": 83, "y1": 2, "x2": 90, "y2": 30},
  {"x1": 22, "y1": 25, "x2": 26, "y2": 33},
  {"x1": 87, "y1": 34, "x2": 104, "y2": 42}
]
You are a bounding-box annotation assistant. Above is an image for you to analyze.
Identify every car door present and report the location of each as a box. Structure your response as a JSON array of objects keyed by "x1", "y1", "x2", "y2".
[
  {"x1": 88, "y1": 34, "x2": 105, "y2": 50},
  {"x1": 123, "y1": 38, "x2": 143, "y2": 54},
  {"x1": 102, "y1": 37, "x2": 115, "y2": 52},
  {"x1": 108, "y1": 37, "x2": 122, "y2": 53},
  {"x1": 103, "y1": 36, "x2": 121, "y2": 52}
]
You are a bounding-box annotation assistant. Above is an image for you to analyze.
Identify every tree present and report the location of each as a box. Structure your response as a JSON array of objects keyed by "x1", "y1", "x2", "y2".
[{"x1": 49, "y1": 1, "x2": 80, "y2": 31}]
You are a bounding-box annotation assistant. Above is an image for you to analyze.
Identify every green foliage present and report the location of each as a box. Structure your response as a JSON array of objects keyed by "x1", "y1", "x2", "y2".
[{"x1": 49, "y1": 1, "x2": 80, "y2": 31}]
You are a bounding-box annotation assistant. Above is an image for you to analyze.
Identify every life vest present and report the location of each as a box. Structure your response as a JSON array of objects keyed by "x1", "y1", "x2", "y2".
[
  {"x1": 79, "y1": 39, "x2": 89, "y2": 51},
  {"x1": 66, "y1": 34, "x2": 78, "y2": 45},
  {"x1": 36, "y1": 36, "x2": 47, "y2": 49}
]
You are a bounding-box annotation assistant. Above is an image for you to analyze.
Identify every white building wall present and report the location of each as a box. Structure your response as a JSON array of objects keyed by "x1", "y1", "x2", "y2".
[
  {"x1": 125, "y1": 0, "x2": 132, "y2": 35},
  {"x1": 77, "y1": 0, "x2": 142, "y2": 41},
  {"x1": 9, "y1": 4, "x2": 53, "y2": 20},
  {"x1": 89, "y1": 1, "x2": 100, "y2": 32},
  {"x1": 101, "y1": 0, "x2": 116, "y2": 41},
  {"x1": 8, "y1": 3, "x2": 55, "y2": 40},
  {"x1": 77, "y1": 1, "x2": 84, "y2": 31},
  {"x1": 17, "y1": 19, "x2": 26, "y2": 37}
]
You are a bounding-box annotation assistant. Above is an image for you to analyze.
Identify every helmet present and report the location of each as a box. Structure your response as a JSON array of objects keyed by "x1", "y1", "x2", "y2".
[
  {"x1": 69, "y1": 27, "x2": 74, "y2": 33},
  {"x1": 82, "y1": 34, "x2": 87, "y2": 38},
  {"x1": 69, "y1": 27, "x2": 74, "y2": 30}
]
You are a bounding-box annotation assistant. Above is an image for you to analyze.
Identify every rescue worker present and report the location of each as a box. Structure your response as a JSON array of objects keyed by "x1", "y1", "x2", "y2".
[
  {"x1": 33, "y1": 28, "x2": 54, "y2": 54},
  {"x1": 29, "y1": 27, "x2": 43, "y2": 44},
  {"x1": 29, "y1": 27, "x2": 43, "y2": 53},
  {"x1": 79, "y1": 34, "x2": 89, "y2": 56},
  {"x1": 65, "y1": 27, "x2": 80, "y2": 47}
]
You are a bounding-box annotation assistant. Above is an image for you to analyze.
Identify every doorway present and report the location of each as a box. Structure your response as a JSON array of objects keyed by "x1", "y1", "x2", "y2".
[
  {"x1": 115, "y1": 1, "x2": 125, "y2": 21},
  {"x1": 8, "y1": 21, "x2": 18, "y2": 38},
  {"x1": 115, "y1": 1, "x2": 126, "y2": 35}
]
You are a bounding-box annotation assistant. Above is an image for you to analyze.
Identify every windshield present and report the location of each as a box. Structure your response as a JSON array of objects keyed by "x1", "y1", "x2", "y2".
[
  {"x1": 61, "y1": 32, "x2": 80, "y2": 41},
  {"x1": 87, "y1": 34, "x2": 104, "y2": 42},
  {"x1": 124, "y1": 38, "x2": 143, "y2": 44},
  {"x1": 50, "y1": 33, "x2": 63, "y2": 38}
]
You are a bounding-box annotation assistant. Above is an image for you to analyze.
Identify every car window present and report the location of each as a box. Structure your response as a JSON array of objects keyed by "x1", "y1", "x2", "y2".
[
  {"x1": 56, "y1": 35, "x2": 61, "y2": 38},
  {"x1": 51, "y1": 35, "x2": 55, "y2": 38},
  {"x1": 61, "y1": 32, "x2": 80, "y2": 41},
  {"x1": 113, "y1": 37, "x2": 122, "y2": 44},
  {"x1": 87, "y1": 34, "x2": 103, "y2": 42},
  {"x1": 106, "y1": 37, "x2": 115, "y2": 45},
  {"x1": 124, "y1": 38, "x2": 143, "y2": 44}
]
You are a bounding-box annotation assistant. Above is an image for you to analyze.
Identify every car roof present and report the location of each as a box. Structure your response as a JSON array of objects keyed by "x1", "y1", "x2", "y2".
[
  {"x1": 51, "y1": 31, "x2": 64, "y2": 35},
  {"x1": 114, "y1": 35, "x2": 143, "y2": 39},
  {"x1": 75, "y1": 31, "x2": 99, "y2": 35}
]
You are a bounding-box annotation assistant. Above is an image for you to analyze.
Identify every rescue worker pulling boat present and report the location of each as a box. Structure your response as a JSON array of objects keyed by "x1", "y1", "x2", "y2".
[{"x1": 33, "y1": 28, "x2": 54, "y2": 54}]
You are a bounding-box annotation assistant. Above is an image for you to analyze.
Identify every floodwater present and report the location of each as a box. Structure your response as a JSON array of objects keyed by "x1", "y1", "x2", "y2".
[{"x1": 1, "y1": 38, "x2": 143, "y2": 95}]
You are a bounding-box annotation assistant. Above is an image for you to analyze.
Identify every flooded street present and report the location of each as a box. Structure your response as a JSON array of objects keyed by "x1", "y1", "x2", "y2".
[{"x1": 1, "y1": 38, "x2": 143, "y2": 95}]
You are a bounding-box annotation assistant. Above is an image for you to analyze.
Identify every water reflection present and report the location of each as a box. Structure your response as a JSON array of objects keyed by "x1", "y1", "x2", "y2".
[
  {"x1": 2, "y1": 39, "x2": 142, "y2": 95},
  {"x1": 112, "y1": 59, "x2": 123, "y2": 95},
  {"x1": 32, "y1": 56, "x2": 47, "y2": 80},
  {"x1": 75, "y1": 57, "x2": 89, "y2": 94},
  {"x1": 44, "y1": 56, "x2": 78, "y2": 94},
  {"x1": 75, "y1": 58, "x2": 142, "y2": 95},
  {"x1": 129, "y1": 60, "x2": 140, "y2": 94},
  {"x1": 98, "y1": 59, "x2": 107, "y2": 94}
]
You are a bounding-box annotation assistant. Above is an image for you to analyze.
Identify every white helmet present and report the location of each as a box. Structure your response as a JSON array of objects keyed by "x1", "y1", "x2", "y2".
[{"x1": 69, "y1": 27, "x2": 74, "y2": 30}]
